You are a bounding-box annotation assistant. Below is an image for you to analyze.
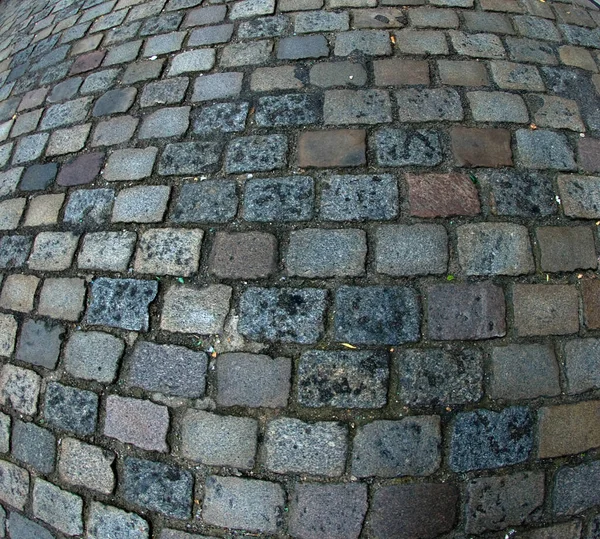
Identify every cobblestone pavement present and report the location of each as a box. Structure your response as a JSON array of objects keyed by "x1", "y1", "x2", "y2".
[{"x1": 0, "y1": 0, "x2": 599, "y2": 537}]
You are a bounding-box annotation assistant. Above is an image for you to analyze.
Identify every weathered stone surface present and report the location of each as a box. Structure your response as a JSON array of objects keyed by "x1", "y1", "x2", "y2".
[
  {"x1": 33, "y1": 479, "x2": 83, "y2": 536},
  {"x1": 226, "y1": 135, "x2": 287, "y2": 173},
  {"x1": 0, "y1": 236, "x2": 31, "y2": 270},
  {"x1": 256, "y1": 94, "x2": 321, "y2": 126},
  {"x1": 0, "y1": 274, "x2": 38, "y2": 312},
  {"x1": 192, "y1": 102, "x2": 248, "y2": 136},
  {"x1": 553, "y1": 460, "x2": 600, "y2": 516},
  {"x1": 537, "y1": 226, "x2": 597, "y2": 272},
  {"x1": 352, "y1": 417, "x2": 441, "y2": 477},
  {"x1": 126, "y1": 341, "x2": 207, "y2": 398},
  {"x1": 450, "y1": 407, "x2": 533, "y2": 471},
  {"x1": 451, "y1": 127, "x2": 513, "y2": 167},
  {"x1": 19, "y1": 163, "x2": 57, "y2": 191},
  {"x1": 44, "y1": 382, "x2": 98, "y2": 435},
  {"x1": 564, "y1": 338, "x2": 600, "y2": 394},
  {"x1": 264, "y1": 418, "x2": 347, "y2": 476},
  {"x1": 558, "y1": 175, "x2": 600, "y2": 218},
  {"x1": 28, "y1": 231, "x2": 79, "y2": 271},
  {"x1": 0, "y1": 364, "x2": 40, "y2": 415},
  {"x1": 171, "y1": 181, "x2": 238, "y2": 223},
  {"x1": 277, "y1": 35, "x2": 329, "y2": 59},
  {"x1": 516, "y1": 129, "x2": 576, "y2": 170},
  {"x1": 64, "y1": 188, "x2": 114, "y2": 228},
  {"x1": 298, "y1": 350, "x2": 388, "y2": 408},
  {"x1": 374, "y1": 128, "x2": 442, "y2": 167},
  {"x1": 78, "y1": 231, "x2": 136, "y2": 272},
  {"x1": 324, "y1": 89, "x2": 392, "y2": 124},
  {"x1": 209, "y1": 232, "x2": 277, "y2": 279},
  {"x1": 88, "y1": 502, "x2": 149, "y2": 539},
  {"x1": 396, "y1": 347, "x2": 483, "y2": 406},
  {"x1": 406, "y1": 173, "x2": 480, "y2": 217},
  {"x1": 59, "y1": 437, "x2": 115, "y2": 494},
  {"x1": 192, "y1": 72, "x2": 243, "y2": 101},
  {"x1": 134, "y1": 228, "x2": 202, "y2": 276},
  {"x1": 159, "y1": 142, "x2": 220, "y2": 175},
  {"x1": 6, "y1": 513, "x2": 54, "y2": 539},
  {"x1": 104, "y1": 147, "x2": 157, "y2": 182},
  {"x1": 0, "y1": 460, "x2": 29, "y2": 510},
  {"x1": 16, "y1": 318, "x2": 64, "y2": 369},
  {"x1": 216, "y1": 353, "x2": 290, "y2": 408},
  {"x1": 57, "y1": 152, "x2": 104, "y2": 186},
  {"x1": 297, "y1": 129, "x2": 366, "y2": 167},
  {"x1": 86, "y1": 278, "x2": 158, "y2": 331},
  {"x1": 11, "y1": 420, "x2": 55, "y2": 474}
]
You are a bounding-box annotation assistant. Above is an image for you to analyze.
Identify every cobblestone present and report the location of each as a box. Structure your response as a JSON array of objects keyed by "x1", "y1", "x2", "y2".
[
  {"x1": 564, "y1": 338, "x2": 600, "y2": 394},
  {"x1": 554, "y1": 460, "x2": 600, "y2": 516},
  {"x1": 38, "y1": 277, "x2": 85, "y2": 321},
  {"x1": 277, "y1": 35, "x2": 328, "y2": 59},
  {"x1": 324, "y1": 89, "x2": 392, "y2": 124},
  {"x1": 297, "y1": 129, "x2": 366, "y2": 168},
  {"x1": 64, "y1": 188, "x2": 114, "y2": 228},
  {"x1": 192, "y1": 102, "x2": 249, "y2": 135},
  {"x1": 0, "y1": 460, "x2": 28, "y2": 510},
  {"x1": 33, "y1": 479, "x2": 83, "y2": 536},
  {"x1": 104, "y1": 147, "x2": 157, "y2": 181},
  {"x1": 171, "y1": 180, "x2": 238, "y2": 223},
  {"x1": 537, "y1": 226, "x2": 597, "y2": 272},
  {"x1": 88, "y1": 502, "x2": 149, "y2": 539},
  {"x1": 12, "y1": 420, "x2": 55, "y2": 474},
  {"x1": 0, "y1": 274, "x2": 38, "y2": 312},
  {"x1": 373, "y1": 128, "x2": 442, "y2": 166}
]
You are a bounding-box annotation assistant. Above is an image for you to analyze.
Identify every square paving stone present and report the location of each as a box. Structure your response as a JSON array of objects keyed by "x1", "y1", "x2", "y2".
[
  {"x1": 243, "y1": 176, "x2": 314, "y2": 221},
  {"x1": 192, "y1": 72, "x2": 243, "y2": 101},
  {"x1": 427, "y1": 283, "x2": 506, "y2": 340},
  {"x1": 32, "y1": 479, "x2": 83, "y2": 536},
  {"x1": 289, "y1": 483, "x2": 367, "y2": 539},
  {"x1": 28, "y1": 231, "x2": 79, "y2": 271},
  {"x1": 92, "y1": 87, "x2": 137, "y2": 116},
  {"x1": 450, "y1": 407, "x2": 533, "y2": 471},
  {"x1": 86, "y1": 277, "x2": 158, "y2": 331},
  {"x1": 298, "y1": 350, "x2": 388, "y2": 408},
  {"x1": 373, "y1": 128, "x2": 443, "y2": 167},
  {"x1": 104, "y1": 395, "x2": 169, "y2": 452},
  {"x1": 396, "y1": 347, "x2": 483, "y2": 406},
  {"x1": 352, "y1": 417, "x2": 441, "y2": 477},
  {"x1": 451, "y1": 127, "x2": 513, "y2": 167},
  {"x1": 578, "y1": 137, "x2": 600, "y2": 173},
  {"x1": 457, "y1": 223, "x2": 534, "y2": 275},
  {"x1": 0, "y1": 364, "x2": 40, "y2": 415},
  {"x1": 226, "y1": 135, "x2": 287, "y2": 173},
  {"x1": 38, "y1": 278, "x2": 86, "y2": 322},
  {"x1": 12, "y1": 133, "x2": 49, "y2": 164},
  {"x1": 139, "y1": 106, "x2": 190, "y2": 139},
  {"x1": 141, "y1": 77, "x2": 189, "y2": 107},
  {"x1": 159, "y1": 141, "x2": 221, "y2": 175},
  {"x1": 320, "y1": 174, "x2": 398, "y2": 221},
  {"x1": 216, "y1": 352, "x2": 290, "y2": 408},
  {"x1": 490, "y1": 344, "x2": 560, "y2": 400},
  {"x1": 11, "y1": 420, "x2": 55, "y2": 474},
  {"x1": 513, "y1": 284, "x2": 579, "y2": 336},
  {"x1": 192, "y1": 102, "x2": 249, "y2": 136},
  {"x1": 104, "y1": 147, "x2": 157, "y2": 181},
  {"x1": 113, "y1": 186, "x2": 171, "y2": 224},
  {"x1": 11, "y1": 109, "x2": 42, "y2": 136},
  {"x1": 125, "y1": 341, "x2": 207, "y2": 398},
  {"x1": 324, "y1": 89, "x2": 392, "y2": 124},
  {"x1": 334, "y1": 286, "x2": 420, "y2": 345},
  {"x1": 286, "y1": 228, "x2": 366, "y2": 277},
  {"x1": 122, "y1": 457, "x2": 193, "y2": 519},
  {"x1": 0, "y1": 168, "x2": 23, "y2": 198},
  {"x1": 57, "y1": 152, "x2": 105, "y2": 186},
  {"x1": 528, "y1": 94, "x2": 585, "y2": 131},
  {"x1": 171, "y1": 180, "x2": 238, "y2": 223},
  {"x1": 558, "y1": 175, "x2": 600, "y2": 218},
  {"x1": 46, "y1": 123, "x2": 91, "y2": 156},
  {"x1": 202, "y1": 476, "x2": 283, "y2": 534},
  {"x1": 87, "y1": 502, "x2": 148, "y2": 538},
  {"x1": 375, "y1": 224, "x2": 448, "y2": 276},
  {"x1": 553, "y1": 460, "x2": 600, "y2": 516},
  {"x1": 78, "y1": 231, "x2": 136, "y2": 272},
  {"x1": 91, "y1": 115, "x2": 138, "y2": 146},
  {"x1": 537, "y1": 226, "x2": 597, "y2": 272},
  {"x1": 369, "y1": 484, "x2": 459, "y2": 539},
  {"x1": 161, "y1": 284, "x2": 231, "y2": 334},
  {"x1": 134, "y1": 228, "x2": 203, "y2": 276},
  {"x1": 65, "y1": 331, "x2": 124, "y2": 383},
  {"x1": 238, "y1": 287, "x2": 327, "y2": 344},
  {"x1": 180, "y1": 410, "x2": 257, "y2": 469},
  {"x1": 515, "y1": 128, "x2": 576, "y2": 170},
  {"x1": 264, "y1": 418, "x2": 347, "y2": 477},
  {"x1": 0, "y1": 274, "x2": 38, "y2": 312},
  {"x1": 43, "y1": 382, "x2": 98, "y2": 435},
  {"x1": 19, "y1": 163, "x2": 57, "y2": 191},
  {"x1": 0, "y1": 235, "x2": 32, "y2": 269},
  {"x1": 209, "y1": 231, "x2": 277, "y2": 279},
  {"x1": 297, "y1": 129, "x2": 366, "y2": 168},
  {"x1": 63, "y1": 188, "x2": 114, "y2": 228},
  {"x1": 564, "y1": 338, "x2": 600, "y2": 394}
]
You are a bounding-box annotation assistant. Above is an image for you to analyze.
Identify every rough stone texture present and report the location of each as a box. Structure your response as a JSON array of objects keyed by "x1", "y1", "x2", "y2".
[
  {"x1": 38, "y1": 277, "x2": 86, "y2": 321},
  {"x1": 427, "y1": 283, "x2": 506, "y2": 340},
  {"x1": 406, "y1": 173, "x2": 480, "y2": 217},
  {"x1": 59, "y1": 437, "x2": 115, "y2": 494},
  {"x1": 134, "y1": 228, "x2": 203, "y2": 276},
  {"x1": 0, "y1": 274, "x2": 38, "y2": 312},
  {"x1": 7, "y1": 513, "x2": 54, "y2": 539},
  {"x1": 264, "y1": 418, "x2": 347, "y2": 476},
  {"x1": 450, "y1": 407, "x2": 534, "y2": 471},
  {"x1": 369, "y1": 484, "x2": 459, "y2": 539},
  {"x1": 0, "y1": 460, "x2": 29, "y2": 510},
  {"x1": 44, "y1": 382, "x2": 98, "y2": 435},
  {"x1": 0, "y1": 364, "x2": 40, "y2": 415},
  {"x1": 64, "y1": 188, "x2": 114, "y2": 228},
  {"x1": 373, "y1": 128, "x2": 442, "y2": 167},
  {"x1": 160, "y1": 142, "x2": 221, "y2": 175},
  {"x1": 126, "y1": 341, "x2": 207, "y2": 398},
  {"x1": 564, "y1": 338, "x2": 600, "y2": 394},
  {"x1": 104, "y1": 147, "x2": 157, "y2": 181},
  {"x1": 11, "y1": 420, "x2": 55, "y2": 474},
  {"x1": 180, "y1": 410, "x2": 257, "y2": 469},
  {"x1": 334, "y1": 286, "x2": 420, "y2": 345},
  {"x1": 161, "y1": 284, "x2": 231, "y2": 334},
  {"x1": 171, "y1": 180, "x2": 238, "y2": 223},
  {"x1": 298, "y1": 350, "x2": 388, "y2": 408},
  {"x1": 537, "y1": 226, "x2": 597, "y2": 272},
  {"x1": 352, "y1": 417, "x2": 441, "y2": 477},
  {"x1": 16, "y1": 318, "x2": 64, "y2": 369},
  {"x1": 396, "y1": 347, "x2": 483, "y2": 406},
  {"x1": 324, "y1": 89, "x2": 392, "y2": 124},
  {"x1": 209, "y1": 232, "x2": 277, "y2": 279},
  {"x1": 78, "y1": 231, "x2": 136, "y2": 272},
  {"x1": 226, "y1": 135, "x2": 287, "y2": 173},
  {"x1": 202, "y1": 476, "x2": 284, "y2": 534},
  {"x1": 553, "y1": 460, "x2": 600, "y2": 516},
  {"x1": 516, "y1": 129, "x2": 576, "y2": 170},
  {"x1": 216, "y1": 353, "x2": 290, "y2": 408},
  {"x1": 558, "y1": 175, "x2": 600, "y2": 218},
  {"x1": 32, "y1": 479, "x2": 83, "y2": 536},
  {"x1": 28, "y1": 231, "x2": 79, "y2": 271},
  {"x1": 465, "y1": 472, "x2": 545, "y2": 534},
  {"x1": 451, "y1": 127, "x2": 513, "y2": 167},
  {"x1": 289, "y1": 483, "x2": 367, "y2": 539},
  {"x1": 57, "y1": 152, "x2": 105, "y2": 186},
  {"x1": 87, "y1": 502, "x2": 149, "y2": 539}
]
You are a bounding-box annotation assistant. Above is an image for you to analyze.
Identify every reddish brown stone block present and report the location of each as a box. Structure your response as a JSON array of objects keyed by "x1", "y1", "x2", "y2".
[
  {"x1": 373, "y1": 59, "x2": 430, "y2": 86},
  {"x1": 578, "y1": 137, "x2": 600, "y2": 173},
  {"x1": 406, "y1": 173, "x2": 481, "y2": 218},
  {"x1": 451, "y1": 127, "x2": 513, "y2": 167},
  {"x1": 208, "y1": 231, "x2": 278, "y2": 279},
  {"x1": 538, "y1": 400, "x2": 600, "y2": 458},
  {"x1": 582, "y1": 279, "x2": 600, "y2": 329},
  {"x1": 297, "y1": 129, "x2": 366, "y2": 168},
  {"x1": 70, "y1": 50, "x2": 106, "y2": 75},
  {"x1": 57, "y1": 152, "x2": 104, "y2": 186}
]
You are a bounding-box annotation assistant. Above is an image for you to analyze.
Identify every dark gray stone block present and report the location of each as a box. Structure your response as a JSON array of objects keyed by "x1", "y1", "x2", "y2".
[
  {"x1": 170, "y1": 181, "x2": 238, "y2": 223},
  {"x1": 16, "y1": 319, "x2": 64, "y2": 369},
  {"x1": 43, "y1": 382, "x2": 98, "y2": 435},
  {"x1": 243, "y1": 176, "x2": 314, "y2": 222}
]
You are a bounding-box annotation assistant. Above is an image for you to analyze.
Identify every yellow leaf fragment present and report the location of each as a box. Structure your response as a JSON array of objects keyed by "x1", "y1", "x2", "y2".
[{"x1": 341, "y1": 342, "x2": 357, "y2": 349}]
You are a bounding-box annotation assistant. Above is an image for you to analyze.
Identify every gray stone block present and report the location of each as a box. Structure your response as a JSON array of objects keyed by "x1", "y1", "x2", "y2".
[
  {"x1": 7, "y1": 513, "x2": 54, "y2": 539},
  {"x1": 92, "y1": 115, "x2": 138, "y2": 146},
  {"x1": 192, "y1": 72, "x2": 243, "y2": 101},
  {"x1": 226, "y1": 135, "x2": 287, "y2": 173},
  {"x1": 373, "y1": 128, "x2": 443, "y2": 167},
  {"x1": 170, "y1": 181, "x2": 238, "y2": 223},
  {"x1": 334, "y1": 29, "x2": 392, "y2": 55},
  {"x1": 59, "y1": 437, "x2": 115, "y2": 494},
  {"x1": 78, "y1": 231, "x2": 136, "y2": 272},
  {"x1": 244, "y1": 176, "x2": 314, "y2": 222},
  {"x1": 28, "y1": 231, "x2": 79, "y2": 271},
  {"x1": 324, "y1": 89, "x2": 392, "y2": 124},
  {"x1": 564, "y1": 338, "x2": 600, "y2": 394},
  {"x1": 40, "y1": 97, "x2": 92, "y2": 129},
  {"x1": 103, "y1": 147, "x2": 158, "y2": 181},
  {"x1": 44, "y1": 382, "x2": 98, "y2": 435},
  {"x1": 63, "y1": 188, "x2": 114, "y2": 228},
  {"x1": 0, "y1": 460, "x2": 28, "y2": 510},
  {"x1": 11, "y1": 420, "x2": 56, "y2": 474},
  {"x1": 33, "y1": 479, "x2": 83, "y2": 536},
  {"x1": 192, "y1": 102, "x2": 249, "y2": 136},
  {"x1": 112, "y1": 186, "x2": 171, "y2": 224},
  {"x1": 516, "y1": 129, "x2": 576, "y2": 170},
  {"x1": 395, "y1": 88, "x2": 463, "y2": 122},
  {"x1": 277, "y1": 35, "x2": 329, "y2": 59},
  {"x1": 140, "y1": 77, "x2": 188, "y2": 107},
  {"x1": 0, "y1": 364, "x2": 40, "y2": 416},
  {"x1": 16, "y1": 319, "x2": 64, "y2": 369},
  {"x1": 238, "y1": 14, "x2": 289, "y2": 38},
  {"x1": 159, "y1": 142, "x2": 221, "y2": 175},
  {"x1": 64, "y1": 331, "x2": 124, "y2": 383},
  {"x1": 87, "y1": 502, "x2": 149, "y2": 539},
  {"x1": 134, "y1": 228, "x2": 202, "y2": 276},
  {"x1": 256, "y1": 94, "x2": 321, "y2": 126},
  {"x1": 92, "y1": 87, "x2": 136, "y2": 116},
  {"x1": 139, "y1": 106, "x2": 190, "y2": 139},
  {"x1": 553, "y1": 460, "x2": 600, "y2": 516},
  {"x1": 168, "y1": 49, "x2": 215, "y2": 76}
]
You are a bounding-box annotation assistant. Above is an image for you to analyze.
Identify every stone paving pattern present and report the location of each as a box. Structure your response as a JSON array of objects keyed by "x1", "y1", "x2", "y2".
[{"x1": 0, "y1": 0, "x2": 599, "y2": 536}]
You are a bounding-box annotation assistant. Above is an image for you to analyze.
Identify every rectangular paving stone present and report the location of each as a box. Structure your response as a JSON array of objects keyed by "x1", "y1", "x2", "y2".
[
  {"x1": 528, "y1": 94, "x2": 585, "y2": 131},
  {"x1": 243, "y1": 176, "x2": 313, "y2": 221},
  {"x1": 192, "y1": 102, "x2": 249, "y2": 136},
  {"x1": 180, "y1": 410, "x2": 257, "y2": 469},
  {"x1": 334, "y1": 29, "x2": 392, "y2": 56},
  {"x1": 122, "y1": 59, "x2": 164, "y2": 84},
  {"x1": 428, "y1": 282, "x2": 506, "y2": 340},
  {"x1": 126, "y1": 341, "x2": 207, "y2": 398},
  {"x1": 63, "y1": 188, "x2": 114, "y2": 228},
  {"x1": 583, "y1": 279, "x2": 600, "y2": 330},
  {"x1": 0, "y1": 168, "x2": 23, "y2": 198},
  {"x1": 226, "y1": 134, "x2": 287, "y2": 173},
  {"x1": 396, "y1": 87, "x2": 462, "y2": 121},
  {"x1": 209, "y1": 231, "x2": 277, "y2": 279},
  {"x1": 238, "y1": 14, "x2": 290, "y2": 38},
  {"x1": 553, "y1": 461, "x2": 600, "y2": 516},
  {"x1": 47, "y1": 123, "x2": 91, "y2": 155},
  {"x1": 7, "y1": 513, "x2": 53, "y2": 539},
  {"x1": 139, "y1": 13, "x2": 183, "y2": 36},
  {"x1": 158, "y1": 141, "x2": 220, "y2": 175},
  {"x1": 558, "y1": 175, "x2": 600, "y2": 218},
  {"x1": 12, "y1": 133, "x2": 49, "y2": 164},
  {"x1": 451, "y1": 127, "x2": 513, "y2": 167},
  {"x1": 506, "y1": 36, "x2": 558, "y2": 64},
  {"x1": 230, "y1": 0, "x2": 275, "y2": 19},
  {"x1": 560, "y1": 45, "x2": 599, "y2": 72},
  {"x1": 182, "y1": 4, "x2": 225, "y2": 27},
  {"x1": 396, "y1": 347, "x2": 483, "y2": 406},
  {"x1": 134, "y1": 228, "x2": 202, "y2": 276},
  {"x1": 104, "y1": 395, "x2": 169, "y2": 452},
  {"x1": 297, "y1": 129, "x2": 366, "y2": 167},
  {"x1": 0, "y1": 235, "x2": 31, "y2": 270},
  {"x1": 298, "y1": 350, "x2": 388, "y2": 408},
  {"x1": 57, "y1": 152, "x2": 105, "y2": 186},
  {"x1": 320, "y1": 174, "x2": 398, "y2": 220},
  {"x1": 0, "y1": 274, "x2": 38, "y2": 312},
  {"x1": 88, "y1": 502, "x2": 149, "y2": 538},
  {"x1": 33, "y1": 479, "x2": 83, "y2": 536},
  {"x1": 277, "y1": 35, "x2": 329, "y2": 59},
  {"x1": 513, "y1": 284, "x2": 579, "y2": 336},
  {"x1": 537, "y1": 226, "x2": 597, "y2": 272},
  {"x1": 0, "y1": 364, "x2": 40, "y2": 415},
  {"x1": 192, "y1": 72, "x2": 243, "y2": 101},
  {"x1": 565, "y1": 338, "x2": 600, "y2": 394},
  {"x1": 516, "y1": 129, "x2": 576, "y2": 170},
  {"x1": 324, "y1": 89, "x2": 391, "y2": 124},
  {"x1": 450, "y1": 407, "x2": 533, "y2": 471},
  {"x1": 92, "y1": 115, "x2": 138, "y2": 146},
  {"x1": 264, "y1": 418, "x2": 347, "y2": 476},
  {"x1": 171, "y1": 180, "x2": 238, "y2": 223},
  {"x1": 112, "y1": 185, "x2": 170, "y2": 223},
  {"x1": 189, "y1": 25, "x2": 233, "y2": 47},
  {"x1": 64, "y1": 330, "x2": 124, "y2": 383},
  {"x1": 140, "y1": 76, "x2": 188, "y2": 106},
  {"x1": 406, "y1": 173, "x2": 480, "y2": 217},
  {"x1": 202, "y1": 476, "x2": 283, "y2": 534},
  {"x1": 144, "y1": 31, "x2": 185, "y2": 56},
  {"x1": 309, "y1": 61, "x2": 366, "y2": 87},
  {"x1": 40, "y1": 97, "x2": 92, "y2": 129},
  {"x1": 38, "y1": 277, "x2": 85, "y2": 322},
  {"x1": 449, "y1": 30, "x2": 505, "y2": 57},
  {"x1": 161, "y1": 284, "x2": 231, "y2": 334},
  {"x1": 468, "y1": 91, "x2": 528, "y2": 123},
  {"x1": 104, "y1": 147, "x2": 157, "y2": 181},
  {"x1": 0, "y1": 199, "x2": 26, "y2": 231},
  {"x1": 374, "y1": 58, "x2": 429, "y2": 86},
  {"x1": 375, "y1": 224, "x2": 448, "y2": 275},
  {"x1": 86, "y1": 277, "x2": 158, "y2": 331},
  {"x1": 409, "y1": 7, "x2": 459, "y2": 27},
  {"x1": 11, "y1": 420, "x2": 55, "y2": 474},
  {"x1": 252, "y1": 65, "x2": 304, "y2": 91},
  {"x1": 286, "y1": 228, "x2": 366, "y2": 277},
  {"x1": 295, "y1": 10, "x2": 349, "y2": 33},
  {"x1": 168, "y1": 49, "x2": 215, "y2": 76},
  {"x1": 220, "y1": 40, "x2": 273, "y2": 67},
  {"x1": 122, "y1": 457, "x2": 193, "y2": 519},
  {"x1": 92, "y1": 87, "x2": 137, "y2": 116},
  {"x1": 463, "y1": 11, "x2": 515, "y2": 33},
  {"x1": 16, "y1": 318, "x2": 64, "y2": 369},
  {"x1": 28, "y1": 231, "x2": 79, "y2": 271},
  {"x1": 352, "y1": 417, "x2": 441, "y2": 477},
  {"x1": 44, "y1": 382, "x2": 98, "y2": 435},
  {"x1": 256, "y1": 94, "x2": 322, "y2": 126},
  {"x1": 216, "y1": 352, "x2": 290, "y2": 408}
]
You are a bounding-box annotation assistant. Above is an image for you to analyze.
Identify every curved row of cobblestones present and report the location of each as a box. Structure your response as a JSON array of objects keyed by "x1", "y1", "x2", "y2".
[{"x1": 0, "y1": 0, "x2": 600, "y2": 537}]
